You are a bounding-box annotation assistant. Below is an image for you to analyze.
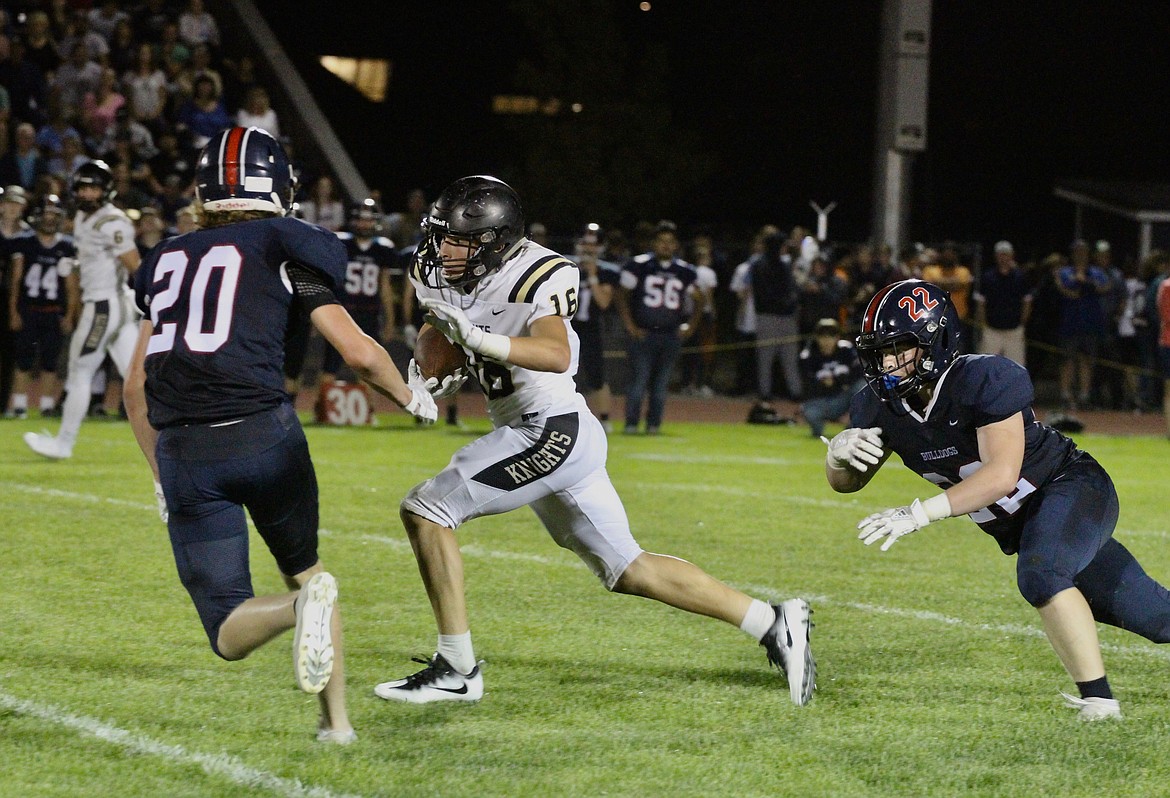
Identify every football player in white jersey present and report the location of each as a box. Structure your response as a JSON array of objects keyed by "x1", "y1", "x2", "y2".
[
  {"x1": 24, "y1": 160, "x2": 141, "y2": 459},
  {"x1": 374, "y1": 176, "x2": 817, "y2": 707}
]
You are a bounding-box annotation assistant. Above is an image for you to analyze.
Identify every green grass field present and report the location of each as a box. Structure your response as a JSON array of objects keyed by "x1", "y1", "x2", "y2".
[{"x1": 2, "y1": 413, "x2": 1168, "y2": 798}]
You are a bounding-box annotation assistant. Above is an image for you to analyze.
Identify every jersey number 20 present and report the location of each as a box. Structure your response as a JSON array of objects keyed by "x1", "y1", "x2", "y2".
[{"x1": 147, "y1": 245, "x2": 241, "y2": 355}]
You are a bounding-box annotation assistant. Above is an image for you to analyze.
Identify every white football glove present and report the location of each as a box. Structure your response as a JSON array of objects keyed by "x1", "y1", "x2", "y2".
[
  {"x1": 420, "y1": 298, "x2": 510, "y2": 361},
  {"x1": 408, "y1": 357, "x2": 467, "y2": 400},
  {"x1": 153, "y1": 480, "x2": 168, "y2": 524},
  {"x1": 403, "y1": 366, "x2": 439, "y2": 424},
  {"x1": 857, "y1": 500, "x2": 931, "y2": 551},
  {"x1": 823, "y1": 427, "x2": 884, "y2": 472}
]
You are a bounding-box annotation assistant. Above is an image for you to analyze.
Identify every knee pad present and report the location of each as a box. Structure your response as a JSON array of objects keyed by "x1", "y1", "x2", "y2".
[{"x1": 1017, "y1": 559, "x2": 1072, "y2": 607}]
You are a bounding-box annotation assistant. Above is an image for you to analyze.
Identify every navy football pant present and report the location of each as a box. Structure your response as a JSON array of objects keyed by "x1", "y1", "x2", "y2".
[
  {"x1": 1015, "y1": 456, "x2": 1170, "y2": 643},
  {"x1": 157, "y1": 403, "x2": 321, "y2": 657}
]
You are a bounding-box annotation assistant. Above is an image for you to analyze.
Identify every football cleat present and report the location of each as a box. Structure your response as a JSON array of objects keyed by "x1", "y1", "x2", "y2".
[
  {"x1": 23, "y1": 431, "x2": 72, "y2": 459},
  {"x1": 316, "y1": 727, "x2": 357, "y2": 745},
  {"x1": 1061, "y1": 692, "x2": 1122, "y2": 721},
  {"x1": 760, "y1": 598, "x2": 816, "y2": 706},
  {"x1": 374, "y1": 654, "x2": 484, "y2": 704},
  {"x1": 293, "y1": 572, "x2": 337, "y2": 694}
]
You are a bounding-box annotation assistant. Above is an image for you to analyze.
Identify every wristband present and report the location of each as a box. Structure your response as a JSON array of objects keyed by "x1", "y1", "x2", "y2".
[
  {"x1": 466, "y1": 327, "x2": 511, "y2": 361},
  {"x1": 918, "y1": 493, "x2": 952, "y2": 522}
]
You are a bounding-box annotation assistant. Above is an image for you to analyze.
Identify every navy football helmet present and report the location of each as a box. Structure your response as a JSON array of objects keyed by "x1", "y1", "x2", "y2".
[
  {"x1": 416, "y1": 175, "x2": 524, "y2": 288},
  {"x1": 348, "y1": 197, "x2": 381, "y2": 235},
  {"x1": 855, "y1": 279, "x2": 959, "y2": 405},
  {"x1": 71, "y1": 160, "x2": 115, "y2": 212},
  {"x1": 194, "y1": 126, "x2": 296, "y2": 214},
  {"x1": 30, "y1": 193, "x2": 65, "y2": 232}
]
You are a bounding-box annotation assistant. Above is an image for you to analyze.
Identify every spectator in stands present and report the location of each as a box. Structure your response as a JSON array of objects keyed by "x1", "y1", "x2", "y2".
[
  {"x1": 100, "y1": 106, "x2": 157, "y2": 163},
  {"x1": 0, "y1": 35, "x2": 49, "y2": 127},
  {"x1": 847, "y1": 243, "x2": 893, "y2": 324},
  {"x1": 1116, "y1": 257, "x2": 1150, "y2": 411},
  {"x1": 157, "y1": 172, "x2": 192, "y2": 224},
  {"x1": 89, "y1": 0, "x2": 130, "y2": 45},
  {"x1": 1057, "y1": 239, "x2": 1111, "y2": 410},
  {"x1": 678, "y1": 232, "x2": 718, "y2": 397},
  {"x1": 974, "y1": 240, "x2": 1032, "y2": 366},
  {"x1": 34, "y1": 101, "x2": 80, "y2": 159},
  {"x1": 45, "y1": 129, "x2": 87, "y2": 182},
  {"x1": 1158, "y1": 269, "x2": 1170, "y2": 437},
  {"x1": 175, "y1": 74, "x2": 231, "y2": 150},
  {"x1": 132, "y1": 0, "x2": 174, "y2": 45},
  {"x1": 616, "y1": 219, "x2": 701, "y2": 434},
  {"x1": 177, "y1": 42, "x2": 222, "y2": 99},
  {"x1": 571, "y1": 225, "x2": 621, "y2": 429},
  {"x1": 0, "y1": 122, "x2": 47, "y2": 189},
  {"x1": 80, "y1": 67, "x2": 127, "y2": 145},
  {"x1": 52, "y1": 41, "x2": 103, "y2": 112},
  {"x1": 45, "y1": 0, "x2": 72, "y2": 42},
  {"x1": 729, "y1": 227, "x2": 775, "y2": 397},
  {"x1": 527, "y1": 221, "x2": 549, "y2": 247},
  {"x1": 236, "y1": 85, "x2": 279, "y2": 138},
  {"x1": 155, "y1": 21, "x2": 190, "y2": 76},
  {"x1": 922, "y1": 241, "x2": 974, "y2": 351},
  {"x1": 220, "y1": 53, "x2": 259, "y2": 114},
  {"x1": 798, "y1": 253, "x2": 847, "y2": 336},
  {"x1": 23, "y1": 11, "x2": 61, "y2": 80},
  {"x1": 385, "y1": 187, "x2": 428, "y2": 248},
  {"x1": 748, "y1": 229, "x2": 802, "y2": 422},
  {"x1": 1026, "y1": 251, "x2": 1067, "y2": 379},
  {"x1": 134, "y1": 204, "x2": 166, "y2": 256},
  {"x1": 178, "y1": 0, "x2": 220, "y2": 50},
  {"x1": 123, "y1": 42, "x2": 168, "y2": 133},
  {"x1": 1137, "y1": 251, "x2": 1170, "y2": 411},
  {"x1": 298, "y1": 174, "x2": 345, "y2": 231},
  {"x1": 111, "y1": 160, "x2": 153, "y2": 211},
  {"x1": 59, "y1": 9, "x2": 109, "y2": 65},
  {"x1": 1092, "y1": 240, "x2": 1127, "y2": 409},
  {"x1": 146, "y1": 128, "x2": 193, "y2": 192},
  {"x1": 107, "y1": 19, "x2": 137, "y2": 77},
  {"x1": 797, "y1": 318, "x2": 863, "y2": 439}
]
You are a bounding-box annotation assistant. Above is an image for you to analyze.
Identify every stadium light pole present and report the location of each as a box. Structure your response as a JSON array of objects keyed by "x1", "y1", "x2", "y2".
[{"x1": 870, "y1": 0, "x2": 932, "y2": 251}]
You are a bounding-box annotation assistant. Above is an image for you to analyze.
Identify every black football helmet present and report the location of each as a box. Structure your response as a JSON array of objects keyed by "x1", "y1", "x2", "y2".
[
  {"x1": 855, "y1": 279, "x2": 959, "y2": 406},
  {"x1": 195, "y1": 126, "x2": 296, "y2": 215},
  {"x1": 348, "y1": 197, "x2": 381, "y2": 235},
  {"x1": 416, "y1": 175, "x2": 524, "y2": 288},
  {"x1": 72, "y1": 160, "x2": 116, "y2": 212},
  {"x1": 30, "y1": 193, "x2": 66, "y2": 232}
]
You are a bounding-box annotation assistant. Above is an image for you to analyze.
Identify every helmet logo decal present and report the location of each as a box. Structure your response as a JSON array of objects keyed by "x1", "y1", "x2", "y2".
[{"x1": 897, "y1": 286, "x2": 939, "y2": 322}]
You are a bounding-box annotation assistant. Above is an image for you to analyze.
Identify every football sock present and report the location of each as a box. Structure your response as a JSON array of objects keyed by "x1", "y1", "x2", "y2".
[
  {"x1": 437, "y1": 631, "x2": 476, "y2": 675},
  {"x1": 12, "y1": 393, "x2": 27, "y2": 412},
  {"x1": 39, "y1": 395, "x2": 54, "y2": 412},
  {"x1": 739, "y1": 599, "x2": 777, "y2": 641},
  {"x1": 1077, "y1": 676, "x2": 1113, "y2": 700}
]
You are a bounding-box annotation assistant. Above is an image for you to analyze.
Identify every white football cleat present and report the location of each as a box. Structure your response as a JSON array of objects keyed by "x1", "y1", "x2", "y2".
[
  {"x1": 1061, "y1": 692, "x2": 1122, "y2": 721},
  {"x1": 23, "y1": 431, "x2": 72, "y2": 459},
  {"x1": 316, "y1": 727, "x2": 357, "y2": 744},
  {"x1": 374, "y1": 654, "x2": 483, "y2": 704},
  {"x1": 293, "y1": 572, "x2": 337, "y2": 694},
  {"x1": 760, "y1": 598, "x2": 816, "y2": 706}
]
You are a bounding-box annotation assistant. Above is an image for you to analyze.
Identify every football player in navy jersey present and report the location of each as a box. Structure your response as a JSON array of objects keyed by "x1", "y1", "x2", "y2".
[
  {"x1": 615, "y1": 220, "x2": 702, "y2": 434},
  {"x1": 827, "y1": 279, "x2": 1170, "y2": 721},
  {"x1": 7, "y1": 194, "x2": 76, "y2": 419},
  {"x1": 123, "y1": 127, "x2": 438, "y2": 744},
  {"x1": 319, "y1": 197, "x2": 399, "y2": 391}
]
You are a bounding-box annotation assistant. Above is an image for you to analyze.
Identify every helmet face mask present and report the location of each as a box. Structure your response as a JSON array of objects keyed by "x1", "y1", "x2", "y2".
[
  {"x1": 72, "y1": 160, "x2": 115, "y2": 213},
  {"x1": 856, "y1": 279, "x2": 958, "y2": 408},
  {"x1": 32, "y1": 194, "x2": 65, "y2": 233},
  {"x1": 195, "y1": 126, "x2": 296, "y2": 215},
  {"x1": 416, "y1": 175, "x2": 524, "y2": 289}
]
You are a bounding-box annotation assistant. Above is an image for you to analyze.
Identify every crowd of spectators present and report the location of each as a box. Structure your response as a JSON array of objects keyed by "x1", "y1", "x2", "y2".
[{"x1": 0, "y1": 0, "x2": 316, "y2": 230}]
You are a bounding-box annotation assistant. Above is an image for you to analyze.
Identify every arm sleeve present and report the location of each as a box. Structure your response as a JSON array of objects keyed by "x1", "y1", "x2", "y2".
[{"x1": 286, "y1": 261, "x2": 340, "y2": 311}]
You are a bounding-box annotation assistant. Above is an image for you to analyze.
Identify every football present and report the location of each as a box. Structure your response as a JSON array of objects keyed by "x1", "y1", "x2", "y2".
[{"x1": 415, "y1": 324, "x2": 468, "y2": 381}]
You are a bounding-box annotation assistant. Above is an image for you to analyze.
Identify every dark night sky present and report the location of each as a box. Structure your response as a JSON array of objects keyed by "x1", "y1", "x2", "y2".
[{"x1": 250, "y1": 1, "x2": 1170, "y2": 260}]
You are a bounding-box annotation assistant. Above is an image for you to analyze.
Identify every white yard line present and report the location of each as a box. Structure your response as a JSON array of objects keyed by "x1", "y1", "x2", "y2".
[
  {"x1": 0, "y1": 691, "x2": 365, "y2": 798},
  {"x1": 10, "y1": 481, "x2": 1169, "y2": 662}
]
